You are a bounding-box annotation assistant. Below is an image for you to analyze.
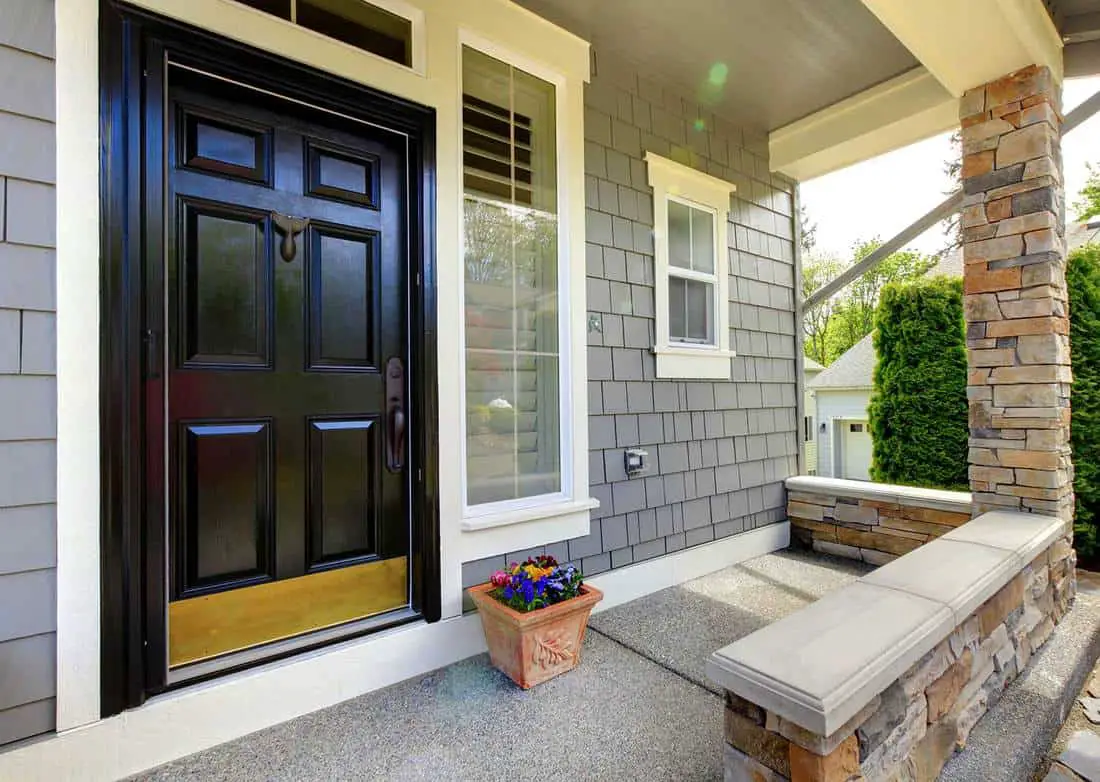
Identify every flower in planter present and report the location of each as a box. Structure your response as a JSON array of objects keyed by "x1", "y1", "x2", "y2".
[{"x1": 489, "y1": 555, "x2": 583, "y2": 613}]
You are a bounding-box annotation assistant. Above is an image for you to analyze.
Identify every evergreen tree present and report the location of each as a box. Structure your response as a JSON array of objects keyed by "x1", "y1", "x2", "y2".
[
  {"x1": 868, "y1": 276, "x2": 968, "y2": 490},
  {"x1": 1067, "y1": 245, "x2": 1100, "y2": 562}
]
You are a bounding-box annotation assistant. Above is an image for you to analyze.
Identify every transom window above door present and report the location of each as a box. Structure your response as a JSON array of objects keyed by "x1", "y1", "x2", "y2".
[
  {"x1": 646, "y1": 152, "x2": 736, "y2": 380},
  {"x1": 229, "y1": 0, "x2": 418, "y2": 69}
]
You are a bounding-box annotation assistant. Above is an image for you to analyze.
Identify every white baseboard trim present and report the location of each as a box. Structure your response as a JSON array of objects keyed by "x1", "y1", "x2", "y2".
[
  {"x1": 587, "y1": 522, "x2": 790, "y2": 613},
  {"x1": 0, "y1": 521, "x2": 789, "y2": 781}
]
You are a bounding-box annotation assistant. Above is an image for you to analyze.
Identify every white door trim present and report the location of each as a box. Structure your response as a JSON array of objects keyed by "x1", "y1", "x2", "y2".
[{"x1": 55, "y1": 0, "x2": 103, "y2": 732}]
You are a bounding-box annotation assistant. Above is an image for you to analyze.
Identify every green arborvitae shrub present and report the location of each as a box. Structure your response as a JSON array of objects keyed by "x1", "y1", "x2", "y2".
[
  {"x1": 868, "y1": 276, "x2": 969, "y2": 491},
  {"x1": 1067, "y1": 245, "x2": 1100, "y2": 563}
]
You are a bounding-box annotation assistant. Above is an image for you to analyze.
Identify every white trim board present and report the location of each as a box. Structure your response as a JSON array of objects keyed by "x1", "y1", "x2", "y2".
[
  {"x1": 55, "y1": 0, "x2": 103, "y2": 731},
  {"x1": 0, "y1": 522, "x2": 789, "y2": 780}
]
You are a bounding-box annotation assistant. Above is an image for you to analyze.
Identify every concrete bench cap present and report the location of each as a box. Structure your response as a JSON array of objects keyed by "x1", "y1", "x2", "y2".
[
  {"x1": 706, "y1": 510, "x2": 1066, "y2": 737},
  {"x1": 785, "y1": 475, "x2": 972, "y2": 513}
]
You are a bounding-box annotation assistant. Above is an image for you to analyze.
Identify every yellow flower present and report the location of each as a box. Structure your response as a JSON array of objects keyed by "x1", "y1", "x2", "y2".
[{"x1": 521, "y1": 564, "x2": 554, "y2": 580}]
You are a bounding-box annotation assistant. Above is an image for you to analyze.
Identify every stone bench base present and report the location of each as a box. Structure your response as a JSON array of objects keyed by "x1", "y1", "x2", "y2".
[
  {"x1": 786, "y1": 476, "x2": 972, "y2": 566},
  {"x1": 708, "y1": 511, "x2": 1074, "y2": 781}
]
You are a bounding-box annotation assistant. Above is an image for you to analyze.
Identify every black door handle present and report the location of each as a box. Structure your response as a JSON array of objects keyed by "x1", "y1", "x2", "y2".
[
  {"x1": 144, "y1": 328, "x2": 162, "y2": 380},
  {"x1": 385, "y1": 356, "x2": 405, "y2": 472}
]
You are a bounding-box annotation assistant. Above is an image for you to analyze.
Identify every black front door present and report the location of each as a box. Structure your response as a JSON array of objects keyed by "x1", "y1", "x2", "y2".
[{"x1": 157, "y1": 65, "x2": 411, "y2": 669}]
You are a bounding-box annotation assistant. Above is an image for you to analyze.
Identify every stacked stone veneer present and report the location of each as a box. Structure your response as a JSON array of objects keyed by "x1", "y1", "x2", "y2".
[
  {"x1": 959, "y1": 65, "x2": 1074, "y2": 522},
  {"x1": 786, "y1": 478, "x2": 971, "y2": 565},
  {"x1": 721, "y1": 533, "x2": 1076, "y2": 781}
]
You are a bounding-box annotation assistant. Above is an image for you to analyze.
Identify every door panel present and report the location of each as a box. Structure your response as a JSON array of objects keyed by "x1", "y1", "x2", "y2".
[
  {"x1": 181, "y1": 421, "x2": 274, "y2": 594},
  {"x1": 179, "y1": 108, "x2": 272, "y2": 183},
  {"x1": 162, "y1": 64, "x2": 411, "y2": 669},
  {"x1": 306, "y1": 142, "x2": 379, "y2": 206},
  {"x1": 308, "y1": 417, "x2": 380, "y2": 567},
  {"x1": 181, "y1": 201, "x2": 271, "y2": 367},
  {"x1": 308, "y1": 226, "x2": 379, "y2": 370}
]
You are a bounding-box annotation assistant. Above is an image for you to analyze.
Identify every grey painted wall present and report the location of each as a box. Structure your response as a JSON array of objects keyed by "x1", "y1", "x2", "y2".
[
  {"x1": 0, "y1": 0, "x2": 57, "y2": 747},
  {"x1": 463, "y1": 49, "x2": 799, "y2": 588}
]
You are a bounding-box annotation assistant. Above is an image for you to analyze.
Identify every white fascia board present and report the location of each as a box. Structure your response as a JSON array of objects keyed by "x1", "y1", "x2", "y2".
[
  {"x1": 859, "y1": 0, "x2": 1062, "y2": 97},
  {"x1": 769, "y1": 67, "x2": 957, "y2": 182}
]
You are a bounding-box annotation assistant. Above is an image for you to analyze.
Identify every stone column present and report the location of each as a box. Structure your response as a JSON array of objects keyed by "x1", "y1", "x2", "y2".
[{"x1": 959, "y1": 65, "x2": 1073, "y2": 523}]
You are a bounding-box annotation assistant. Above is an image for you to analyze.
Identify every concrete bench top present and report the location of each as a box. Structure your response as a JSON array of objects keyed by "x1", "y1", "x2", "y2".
[
  {"x1": 785, "y1": 475, "x2": 972, "y2": 513},
  {"x1": 706, "y1": 511, "x2": 1067, "y2": 737}
]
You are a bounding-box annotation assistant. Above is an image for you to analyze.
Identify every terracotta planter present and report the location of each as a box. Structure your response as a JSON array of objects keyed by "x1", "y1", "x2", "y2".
[{"x1": 468, "y1": 582, "x2": 604, "y2": 688}]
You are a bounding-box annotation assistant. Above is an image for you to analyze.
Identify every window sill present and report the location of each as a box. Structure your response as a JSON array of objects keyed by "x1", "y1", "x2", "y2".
[
  {"x1": 654, "y1": 345, "x2": 735, "y2": 379},
  {"x1": 460, "y1": 497, "x2": 600, "y2": 532}
]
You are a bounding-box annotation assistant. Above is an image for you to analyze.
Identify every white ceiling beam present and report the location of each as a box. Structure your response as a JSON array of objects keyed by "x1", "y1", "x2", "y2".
[
  {"x1": 769, "y1": 67, "x2": 956, "y2": 182},
  {"x1": 859, "y1": 0, "x2": 1063, "y2": 97}
]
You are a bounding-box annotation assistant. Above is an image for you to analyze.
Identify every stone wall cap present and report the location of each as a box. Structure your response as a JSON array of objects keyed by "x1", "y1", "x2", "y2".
[
  {"x1": 862, "y1": 538, "x2": 1020, "y2": 625},
  {"x1": 942, "y1": 510, "x2": 1067, "y2": 559},
  {"x1": 785, "y1": 475, "x2": 972, "y2": 512},
  {"x1": 706, "y1": 582, "x2": 953, "y2": 736},
  {"x1": 708, "y1": 510, "x2": 1064, "y2": 737}
]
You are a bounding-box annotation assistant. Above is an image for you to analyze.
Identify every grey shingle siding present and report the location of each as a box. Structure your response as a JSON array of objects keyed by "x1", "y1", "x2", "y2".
[
  {"x1": 462, "y1": 49, "x2": 798, "y2": 586},
  {"x1": 0, "y1": 0, "x2": 57, "y2": 747}
]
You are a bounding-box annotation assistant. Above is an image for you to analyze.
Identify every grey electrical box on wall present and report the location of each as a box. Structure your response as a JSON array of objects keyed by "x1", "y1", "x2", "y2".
[{"x1": 624, "y1": 448, "x2": 648, "y2": 477}]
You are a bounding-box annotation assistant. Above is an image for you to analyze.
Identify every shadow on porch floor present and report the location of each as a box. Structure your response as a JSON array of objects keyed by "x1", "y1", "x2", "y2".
[{"x1": 132, "y1": 550, "x2": 870, "y2": 781}]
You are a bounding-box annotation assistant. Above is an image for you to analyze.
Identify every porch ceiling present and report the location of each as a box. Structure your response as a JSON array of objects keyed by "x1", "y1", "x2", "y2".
[
  {"x1": 511, "y1": 0, "x2": 919, "y2": 133},
  {"x1": 1049, "y1": 0, "x2": 1100, "y2": 77}
]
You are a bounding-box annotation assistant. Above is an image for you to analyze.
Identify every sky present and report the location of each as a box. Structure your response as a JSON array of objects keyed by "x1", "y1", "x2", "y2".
[{"x1": 800, "y1": 75, "x2": 1100, "y2": 261}]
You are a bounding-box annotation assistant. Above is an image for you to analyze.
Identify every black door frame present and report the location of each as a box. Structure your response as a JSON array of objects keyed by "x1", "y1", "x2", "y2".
[{"x1": 99, "y1": 0, "x2": 440, "y2": 717}]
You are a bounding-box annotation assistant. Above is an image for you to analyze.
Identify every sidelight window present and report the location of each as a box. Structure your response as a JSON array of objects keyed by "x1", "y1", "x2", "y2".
[{"x1": 461, "y1": 45, "x2": 563, "y2": 508}]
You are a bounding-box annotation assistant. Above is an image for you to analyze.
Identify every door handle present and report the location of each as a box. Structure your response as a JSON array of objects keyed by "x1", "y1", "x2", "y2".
[
  {"x1": 144, "y1": 328, "x2": 162, "y2": 380},
  {"x1": 385, "y1": 356, "x2": 406, "y2": 472}
]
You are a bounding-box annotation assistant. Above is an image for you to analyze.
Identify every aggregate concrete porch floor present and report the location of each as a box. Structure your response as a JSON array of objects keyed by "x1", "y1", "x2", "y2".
[
  {"x1": 133, "y1": 550, "x2": 869, "y2": 782},
  {"x1": 589, "y1": 549, "x2": 873, "y2": 694}
]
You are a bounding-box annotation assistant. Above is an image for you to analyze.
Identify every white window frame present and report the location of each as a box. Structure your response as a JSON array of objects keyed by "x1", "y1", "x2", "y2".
[
  {"x1": 457, "y1": 31, "x2": 595, "y2": 532},
  {"x1": 646, "y1": 152, "x2": 736, "y2": 379}
]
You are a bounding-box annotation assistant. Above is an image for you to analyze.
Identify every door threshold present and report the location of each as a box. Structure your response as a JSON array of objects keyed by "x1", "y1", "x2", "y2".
[{"x1": 167, "y1": 605, "x2": 421, "y2": 685}]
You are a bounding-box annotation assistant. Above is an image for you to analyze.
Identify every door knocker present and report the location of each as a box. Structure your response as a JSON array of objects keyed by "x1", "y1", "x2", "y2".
[{"x1": 272, "y1": 213, "x2": 309, "y2": 262}]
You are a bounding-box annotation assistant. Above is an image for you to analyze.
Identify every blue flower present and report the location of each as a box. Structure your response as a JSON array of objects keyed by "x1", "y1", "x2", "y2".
[
  {"x1": 522, "y1": 582, "x2": 535, "y2": 603},
  {"x1": 502, "y1": 586, "x2": 514, "y2": 600}
]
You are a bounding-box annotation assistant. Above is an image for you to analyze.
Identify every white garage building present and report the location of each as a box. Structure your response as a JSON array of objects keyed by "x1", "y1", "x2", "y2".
[{"x1": 809, "y1": 334, "x2": 875, "y2": 481}]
